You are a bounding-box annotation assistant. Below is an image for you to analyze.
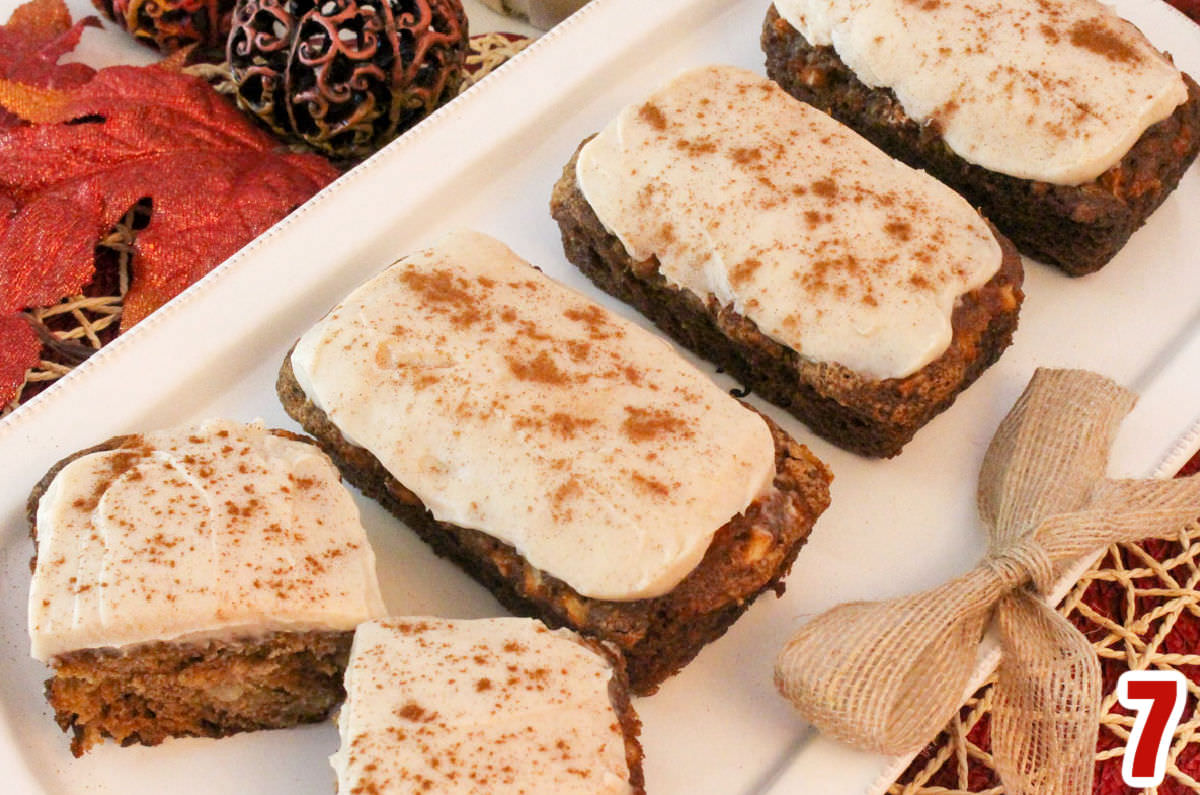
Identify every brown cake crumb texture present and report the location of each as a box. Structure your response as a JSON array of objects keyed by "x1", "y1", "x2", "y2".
[
  {"x1": 47, "y1": 631, "x2": 352, "y2": 756},
  {"x1": 549, "y1": 145, "x2": 1024, "y2": 459},
  {"x1": 761, "y1": 4, "x2": 1200, "y2": 276},
  {"x1": 277, "y1": 357, "x2": 832, "y2": 696},
  {"x1": 27, "y1": 433, "x2": 354, "y2": 756}
]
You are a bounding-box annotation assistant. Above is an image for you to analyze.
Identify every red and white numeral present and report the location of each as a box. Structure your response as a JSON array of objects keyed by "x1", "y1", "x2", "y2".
[{"x1": 1117, "y1": 670, "x2": 1188, "y2": 787}]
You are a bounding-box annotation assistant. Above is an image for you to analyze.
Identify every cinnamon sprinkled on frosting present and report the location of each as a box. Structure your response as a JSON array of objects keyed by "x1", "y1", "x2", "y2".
[
  {"x1": 291, "y1": 230, "x2": 774, "y2": 601},
  {"x1": 331, "y1": 617, "x2": 633, "y2": 794},
  {"x1": 1067, "y1": 18, "x2": 1140, "y2": 63},
  {"x1": 773, "y1": 0, "x2": 1188, "y2": 184}
]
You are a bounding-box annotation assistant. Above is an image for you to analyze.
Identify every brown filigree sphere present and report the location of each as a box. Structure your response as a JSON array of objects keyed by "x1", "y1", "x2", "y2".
[
  {"x1": 228, "y1": 0, "x2": 468, "y2": 158},
  {"x1": 93, "y1": 0, "x2": 235, "y2": 51}
]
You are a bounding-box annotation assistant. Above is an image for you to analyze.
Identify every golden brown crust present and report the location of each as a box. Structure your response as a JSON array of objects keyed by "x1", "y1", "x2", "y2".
[
  {"x1": 549, "y1": 143, "x2": 1023, "y2": 458},
  {"x1": 761, "y1": 3, "x2": 1200, "y2": 275},
  {"x1": 276, "y1": 354, "x2": 832, "y2": 695}
]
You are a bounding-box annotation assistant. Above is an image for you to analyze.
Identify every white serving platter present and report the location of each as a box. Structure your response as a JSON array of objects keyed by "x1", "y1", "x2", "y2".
[{"x1": 1, "y1": 0, "x2": 1198, "y2": 793}]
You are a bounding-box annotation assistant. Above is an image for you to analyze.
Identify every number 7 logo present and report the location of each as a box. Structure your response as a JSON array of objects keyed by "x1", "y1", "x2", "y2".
[{"x1": 1116, "y1": 670, "x2": 1189, "y2": 788}]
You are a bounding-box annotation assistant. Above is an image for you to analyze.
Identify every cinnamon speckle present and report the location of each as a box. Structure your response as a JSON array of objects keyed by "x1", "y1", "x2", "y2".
[
  {"x1": 884, "y1": 220, "x2": 913, "y2": 241},
  {"x1": 810, "y1": 178, "x2": 838, "y2": 199},
  {"x1": 729, "y1": 258, "x2": 762, "y2": 286},
  {"x1": 505, "y1": 351, "x2": 571, "y2": 385},
  {"x1": 1068, "y1": 18, "x2": 1140, "y2": 63},
  {"x1": 621, "y1": 406, "x2": 693, "y2": 442},
  {"x1": 638, "y1": 102, "x2": 668, "y2": 131}
]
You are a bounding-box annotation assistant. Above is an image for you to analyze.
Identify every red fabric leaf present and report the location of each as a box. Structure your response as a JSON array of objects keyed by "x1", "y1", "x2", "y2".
[
  {"x1": 0, "y1": 0, "x2": 99, "y2": 129},
  {"x1": 0, "y1": 64, "x2": 339, "y2": 330},
  {"x1": 0, "y1": 188, "x2": 40, "y2": 401},
  {"x1": 0, "y1": 312, "x2": 41, "y2": 405}
]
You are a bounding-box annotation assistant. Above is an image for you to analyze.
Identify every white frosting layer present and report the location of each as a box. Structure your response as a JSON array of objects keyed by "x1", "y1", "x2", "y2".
[
  {"x1": 290, "y1": 230, "x2": 775, "y2": 601},
  {"x1": 773, "y1": 0, "x2": 1188, "y2": 184},
  {"x1": 330, "y1": 617, "x2": 633, "y2": 795},
  {"x1": 576, "y1": 65, "x2": 1003, "y2": 380},
  {"x1": 28, "y1": 419, "x2": 386, "y2": 662}
]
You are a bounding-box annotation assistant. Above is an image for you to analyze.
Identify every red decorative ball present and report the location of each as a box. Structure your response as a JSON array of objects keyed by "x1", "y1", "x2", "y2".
[
  {"x1": 227, "y1": 0, "x2": 469, "y2": 159},
  {"x1": 92, "y1": 0, "x2": 235, "y2": 52}
]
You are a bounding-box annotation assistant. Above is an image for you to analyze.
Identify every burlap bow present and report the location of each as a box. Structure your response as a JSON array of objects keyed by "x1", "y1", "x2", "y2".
[{"x1": 776, "y1": 368, "x2": 1200, "y2": 795}]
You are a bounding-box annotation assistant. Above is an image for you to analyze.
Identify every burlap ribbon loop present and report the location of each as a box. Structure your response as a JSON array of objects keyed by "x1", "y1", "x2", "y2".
[
  {"x1": 775, "y1": 368, "x2": 1200, "y2": 795},
  {"x1": 984, "y1": 536, "x2": 1055, "y2": 595}
]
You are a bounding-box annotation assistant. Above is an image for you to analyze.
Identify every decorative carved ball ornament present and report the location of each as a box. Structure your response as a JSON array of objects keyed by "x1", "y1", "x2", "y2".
[
  {"x1": 227, "y1": 0, "x2": 469, "y2": 158},
  {"x1": 93, "y1": 0, "x2": 235, "y2": 51}
]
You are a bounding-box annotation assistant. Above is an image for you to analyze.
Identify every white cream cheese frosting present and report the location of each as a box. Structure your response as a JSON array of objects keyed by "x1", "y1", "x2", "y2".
[
  {"x1": 28, "y1": 419, "x2": 386, "y2": 662},
  {"x1": 290, "y1": 229, "x2": 775, "y2": 601},
  {"x1": 576, "y1": 65, "x2": 1003, "y2": 381},
  {"x1": 330, "y1": 617, "x2": 634, "y2": 795},
  {"x1": 773, "y1": 0, "x2": 1189, "y2": 184}
]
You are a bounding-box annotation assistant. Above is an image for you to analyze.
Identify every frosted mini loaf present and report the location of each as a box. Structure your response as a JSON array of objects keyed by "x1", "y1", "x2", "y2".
[
  {"x1": 290, "y1": 230, "x2": 775, "y2": 601},
  {"x1": 762, "y1": 0, "x2": 1200, "y2": 273},
  {"x1": 576, "y1": 65, "x2": 1003, "y2": 382},
  {"x1": 27, "y1": 419, "x2": 386, "y2": 753},
  {"x1": 552, "y1": 65, "x2": 1024, "y2": 457},
  {"x1": 773, "y1": 0, "x2": 1187, "y2": 184},
  {"x1": 278, "y1": 229, "x2": 832, "y2": 692}
]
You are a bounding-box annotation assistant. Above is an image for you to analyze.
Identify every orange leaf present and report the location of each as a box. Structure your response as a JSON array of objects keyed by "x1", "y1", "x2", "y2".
[
  {"x1": 0, "y1": 0, "x2": 98, "y2": 130},
  {"x1": 6, "y1": 0, "x2": 73, "y2": 41},
  {"x1": 0, "y1": 63, "x2": 339, "y2": 332},
  {"x1": 0, "y1": 79, "x2": 73, "y2": 124}
]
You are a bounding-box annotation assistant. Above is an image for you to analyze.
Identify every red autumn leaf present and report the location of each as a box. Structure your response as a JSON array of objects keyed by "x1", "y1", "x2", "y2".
[
  {"x1": 0, "y1": 189, "x2": 41, "y2": 403},
  {"x1": 0, "y1": 63, "x2": 340, "y2": 332},
  {"x1": 0, "y1": 0, "x2": 99, "y2": 129},
  {"x1": 0, "y1": 188, "x2": 40, "y2": 405},
  {"x1": 0, "y1": 263, "x2": 48, "y2": 412},
  {"x1": 0, "y1": 312, "x2": 42, "y2": 408}
]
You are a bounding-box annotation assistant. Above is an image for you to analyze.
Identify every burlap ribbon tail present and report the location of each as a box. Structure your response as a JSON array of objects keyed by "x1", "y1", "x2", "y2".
[{"x1": 775, "y1": 368, "x2": 1200, "y2": 795}]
